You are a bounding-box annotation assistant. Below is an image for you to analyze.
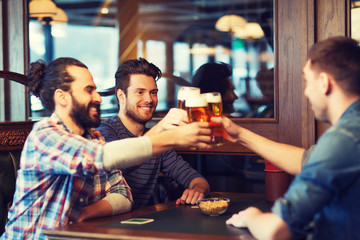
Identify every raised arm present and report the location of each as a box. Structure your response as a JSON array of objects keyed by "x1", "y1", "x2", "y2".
[
  {"x1": 211, "y1": 116, "x2": 305, "y2": 175},
  {"x1": 103, "y1": 122, "x2": 211, "y2": 170}
]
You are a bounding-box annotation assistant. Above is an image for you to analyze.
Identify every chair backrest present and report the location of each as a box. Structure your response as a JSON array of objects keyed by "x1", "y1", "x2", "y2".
[
  {"x1": 0, "y1": 121, "x2": 33, "y2": 235},
  {"x1": 0, "y1": 151, "x2": 20, "y2": 234},
  {"x1": 0, "y1": 70, "x2": 33, "y2": 235}
]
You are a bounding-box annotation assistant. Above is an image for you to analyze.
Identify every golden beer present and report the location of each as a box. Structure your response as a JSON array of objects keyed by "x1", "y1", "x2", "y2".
[
  {"x1": 203, "y1": 92, "x2": 223, "y2": 146},
  {"x1": 187, "y1": 106, "x2": 209, "y2": 123},
  {"x1": 177, "y1": 99, "x2": 186, "y2": 110},
  {"x1": 208, "y1": 102, "x2": 223, "y2": 117},
  {"x1": 185, "y1": 94, "x2": 209, "y2": 122},
  {"x1": 185, "y1": 94, "x2": 209, "y2": 150}
]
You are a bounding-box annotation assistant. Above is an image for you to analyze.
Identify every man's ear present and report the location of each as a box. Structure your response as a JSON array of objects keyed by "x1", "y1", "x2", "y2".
[
  {"x1": 54, "y1": 89, "x2": 70, "y2": 107},
  {"x1": 117, "y1": 89, "x2": 126, "y2": 104},
  {"x1": 319, "y1": 72, "x2": 332, "y2": 96}
]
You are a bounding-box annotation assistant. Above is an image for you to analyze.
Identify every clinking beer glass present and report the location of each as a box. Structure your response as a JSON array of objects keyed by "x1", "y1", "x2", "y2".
[
  {"x1": 186, "y1": 94, "x2": 209, "y2": 123},
  {"x1": 177, "y1": 86, "x2": 200, "y2": 110},
  {"x1": 203, "y1": 92, "x2": 223, "y2": 146},
  {"x1": 185, "y1": 94, "x2": 209, "y2": 150}
]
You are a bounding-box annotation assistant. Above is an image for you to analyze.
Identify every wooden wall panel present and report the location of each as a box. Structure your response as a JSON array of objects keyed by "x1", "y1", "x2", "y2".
[
  {"x1": 277, "y1": 0, "x2": 316, "y2": 148},
  {"x1": 315, "y1": 0, "x2": 347, "y2": 139}
]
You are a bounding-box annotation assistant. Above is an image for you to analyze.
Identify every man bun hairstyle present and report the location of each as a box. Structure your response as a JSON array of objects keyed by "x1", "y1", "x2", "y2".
[{"x1": 28, "y1": 57, "x2": 88, "y2": 112}]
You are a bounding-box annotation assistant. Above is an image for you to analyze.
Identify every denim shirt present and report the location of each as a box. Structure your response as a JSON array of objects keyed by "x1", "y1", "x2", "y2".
[{"x1": 272, "y1": 99, "x2": 360, "y2": 240}]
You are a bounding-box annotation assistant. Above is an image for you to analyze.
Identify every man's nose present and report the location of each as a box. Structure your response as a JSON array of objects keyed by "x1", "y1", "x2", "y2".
[
  {"x1": 232, "y1": 91, "x2": 239, "y2": 100},
  {"x1": 143, "y1": 92, "x2": 153, "y2": 103},
  {"x1": 93, "y1": 91, "x2": 102, "y2": 103}
]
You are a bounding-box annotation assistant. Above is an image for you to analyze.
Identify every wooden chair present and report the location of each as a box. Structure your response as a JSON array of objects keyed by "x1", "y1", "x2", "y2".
[{"x1": 0, "y1": 70, "x2": 33, "y2": 234}]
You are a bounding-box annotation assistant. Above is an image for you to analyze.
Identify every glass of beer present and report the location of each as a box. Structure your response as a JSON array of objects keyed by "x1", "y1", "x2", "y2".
[
  {"x1": 185, "y1": 94, "x2": 209, "y2": 123},
  {"x1": 203, "y1": 92, "x2": 223, "y2": 146},
  {"x1": 185, "y1": 94, "x2": 209, "y2": 150},
  {"x1": 177, "y1": 86, "x2": 200, "y2": 110}
]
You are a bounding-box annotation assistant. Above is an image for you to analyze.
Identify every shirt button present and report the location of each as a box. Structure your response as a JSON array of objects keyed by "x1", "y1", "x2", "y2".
[{"x1": 79, "y1": 198, "x2": 84, "y2": 203}]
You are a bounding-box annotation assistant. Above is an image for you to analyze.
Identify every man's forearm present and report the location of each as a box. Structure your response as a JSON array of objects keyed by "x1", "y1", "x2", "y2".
[
  {"x1": 189, "y1": 177, "x2": 210, "y2": 196},
  {"x1": 245, "y1": 210, "x2": 292, "y2": 240},
  {"x1": 226, "y1": 207, "x2": 292, "y2": 240},
  {"x1": 237, "y1": 128, "x2": 305, "y2": 175},
  {"x1": 103, "y1": 136, "x2": 153, "y2": 170},
  {"x1": 77, "y1": 193, "x2": 132, "y2": 222}
]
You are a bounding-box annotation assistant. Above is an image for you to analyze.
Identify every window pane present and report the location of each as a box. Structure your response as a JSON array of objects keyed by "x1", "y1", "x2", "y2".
[{"x1": 29, "y1": 0, "x2": 274, "y2": 119}]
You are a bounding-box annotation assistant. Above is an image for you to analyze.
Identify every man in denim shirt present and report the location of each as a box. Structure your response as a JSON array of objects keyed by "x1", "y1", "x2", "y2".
[{"x1": 213, "y1": 36, "x2": 360, "y2": 239}]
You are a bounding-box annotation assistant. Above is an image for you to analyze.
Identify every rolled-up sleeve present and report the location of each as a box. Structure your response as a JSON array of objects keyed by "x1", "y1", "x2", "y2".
[{"x1": 272, "y1": 129, "x2": 360, "y2": 236}]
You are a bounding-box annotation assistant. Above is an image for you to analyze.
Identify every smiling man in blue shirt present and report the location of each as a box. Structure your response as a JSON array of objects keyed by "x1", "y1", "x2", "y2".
[
  {"x1": 98, "y1": 58, "x2": 210, "y2": 209},
  {"x1": 213, "y1": 36, "x2": 360, "y2": 239}
]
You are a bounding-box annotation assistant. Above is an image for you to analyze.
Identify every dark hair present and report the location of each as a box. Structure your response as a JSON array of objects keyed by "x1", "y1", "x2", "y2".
[
  {"x1": 309, "y1": 36, "x2": 360, "y2": 95},
  {"x1": 114, "y1": 58, "x2": 161, "y2": 97},
  {"x1": 192, "y1": 62, "x2": 232, "y2": 94},
  {"x1": 28, "y1": 57, "x2": 88, "y2": 112}
]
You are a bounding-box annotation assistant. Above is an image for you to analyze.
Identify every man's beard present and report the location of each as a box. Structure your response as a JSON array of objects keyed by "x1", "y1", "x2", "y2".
[
  {"x1": 124, "y1": 101, "x2": 154, "y2": 125},
  {"x1": 70, "y1": 95, "x2": 101, "y2": 129}
]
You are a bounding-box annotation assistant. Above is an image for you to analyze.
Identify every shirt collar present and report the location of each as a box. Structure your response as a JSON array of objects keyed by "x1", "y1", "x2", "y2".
[{"x1": 340, "y1": 98, "x2": 360, "y2": 120}]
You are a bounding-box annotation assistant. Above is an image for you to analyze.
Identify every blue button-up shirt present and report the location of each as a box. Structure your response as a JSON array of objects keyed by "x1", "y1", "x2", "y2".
[
  {"x1": 272, "y1": 99, "x2": 360, "y2": 239},
  {"x1": 1, "y1": 114, "x2": 132, "y2": 240}
]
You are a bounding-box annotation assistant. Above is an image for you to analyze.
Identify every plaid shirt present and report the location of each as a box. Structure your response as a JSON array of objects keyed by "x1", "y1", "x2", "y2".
[{"x1": 1, "y1": 114, "x2": 132, "y2": 240}]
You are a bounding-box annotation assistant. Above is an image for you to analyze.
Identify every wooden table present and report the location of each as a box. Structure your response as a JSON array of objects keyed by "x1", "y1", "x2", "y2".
[{"x1": 43, "y1": 192, "x2": 272, "y2": 240}]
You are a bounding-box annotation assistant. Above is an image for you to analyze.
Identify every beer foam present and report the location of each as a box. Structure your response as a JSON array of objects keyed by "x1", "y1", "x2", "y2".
[
  {"x1": 177, "y1": 87, "x2": 200, "y2": 101},
  {"x1": 185, "y1": 95, "x2": 208, "y2": 107},
  {"x1": 204, "y1": 93, "x2": 222, "y2": 103}
]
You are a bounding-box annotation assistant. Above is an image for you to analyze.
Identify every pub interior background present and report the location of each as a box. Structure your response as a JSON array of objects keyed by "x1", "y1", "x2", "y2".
[{"x1": 0, "y1": 0, "x2": 359, "y2": 204}]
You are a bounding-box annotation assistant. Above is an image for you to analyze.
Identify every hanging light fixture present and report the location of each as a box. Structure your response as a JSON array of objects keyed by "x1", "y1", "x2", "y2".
[
  {"x1": 29, "y1": 0, "x2": 57, "y2": 18},
  {"x1": 234, "y1": 22, "x2": 265, "y2": 39},
  {"x1": 39, "y1": 7, "x2": 68, "y2": 25},
  {"x1": 215, "y1": 14, "x2": 247, "y2": 33}
]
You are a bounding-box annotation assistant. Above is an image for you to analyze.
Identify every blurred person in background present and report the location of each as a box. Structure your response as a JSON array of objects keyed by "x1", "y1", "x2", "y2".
[{"x1": 192, "y1": 62, "x2": 238, "y2": 115}]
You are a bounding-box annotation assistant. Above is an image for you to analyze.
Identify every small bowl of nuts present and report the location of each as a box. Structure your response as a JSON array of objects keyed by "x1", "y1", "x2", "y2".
[{"x1": 197, "y1": 198, "x2": 230, "y2": 216}]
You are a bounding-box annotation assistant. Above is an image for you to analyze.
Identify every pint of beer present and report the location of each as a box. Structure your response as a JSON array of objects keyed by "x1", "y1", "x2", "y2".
[
  {"x1": 203, "y1": 92, "x2": 223, "y2": 146},
  {"x1": 185, "y1": 94, "x2": 209, "y2": 123},
  {"x1": 204, "y1": 92, "x2": 223, "y2": 117},
  {"x1": 177, "y1": 87, "x2": 200, "y2": 110}
]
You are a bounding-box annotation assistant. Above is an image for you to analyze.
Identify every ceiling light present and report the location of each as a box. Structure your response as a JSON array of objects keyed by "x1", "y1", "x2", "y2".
[
  {"x1": 234, "y1": 22, "x2": 265, "y2": 39},
  {"x1": 29, "y1": 0, "x2": 57, "y2": 18},
  {"x1": 39, "y1": 8, "x2": 68, "y2": 25},
  {"x1": 50, "y1": 8, "x2": 68, "y2": 24},
  {"x1": 215, "y1": 14, "x2": 247, "y2": 33},
  {"x1": 101, "y1": 8, "x2": 109, "y2": 14}
]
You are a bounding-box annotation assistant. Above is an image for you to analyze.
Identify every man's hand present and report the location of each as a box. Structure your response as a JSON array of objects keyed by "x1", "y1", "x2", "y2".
[
  {"x1": 176, "y1": 188, "x2": 205, "y2": 205},
  {"x1": 226, "y1": 207, "x2": 292, "y2": 240},
  {"x1": 226, "y1": 207, "x2": 261, "y2": 228},
  {"x1": 176, "y1": 177, "x2": 210, "y2": 205},
  {"x1": 211, "y1": 116, "x2": 241, "y2": 143},
  {"x1": 172, "y1": 122, "x2": 212, "y2": 149},
  {"x1": 147, "y1": 108, "x2": 189, "y2": 135}
]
